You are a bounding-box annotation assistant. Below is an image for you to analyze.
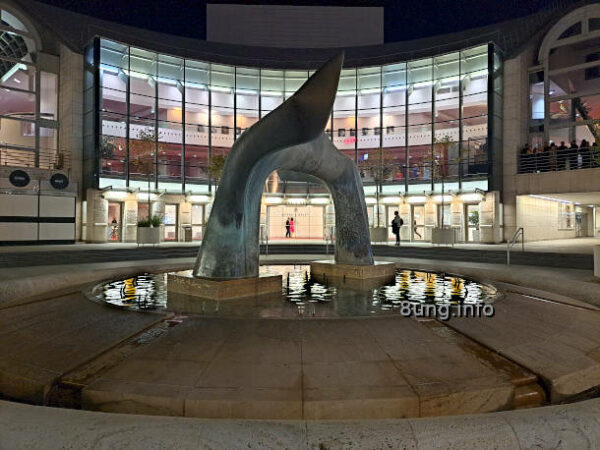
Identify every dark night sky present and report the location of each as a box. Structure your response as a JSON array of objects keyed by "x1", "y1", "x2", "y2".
[{"x1": 35, "y1": 0, "x2": 558, "y2": 43}]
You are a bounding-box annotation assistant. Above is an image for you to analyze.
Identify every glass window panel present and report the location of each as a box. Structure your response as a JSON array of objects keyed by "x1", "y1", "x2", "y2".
[
  {"x1": 549, "y1": 36, "x2": 600, "y2": 72},
  {"x1": 158, "y1": 121, "x2": 182, "y2": 182},
  {"x1": 210, "y1": 64, "x2": 234, "y2": 88},
  {"x1": 461, "y1": 45, "x2": 488, "y2": 74},
  {"x1": 211, "y1": 106, "x2": 234, "y2": 149},
  {"x1": 0, "y1": 87, "x2": 35, "y2": 118},
  {"x1": 185, "y1": 59, "x2": 209, "y2": 94},
  {"x1": 261, "y1": 92, "x2": 283, "y2": 114},
  {"x1": 463, "y1": 71, "x2": 488, "y2": 95},
  {"x1": 40, "y1": 71, "x2": 58, "y2": 120},
  {"x1": 236, "y1": 108, "x2": 259, "y2": 135},
  {"x1": 383, "y1": 61, "x2": 406, "y2": 107},
  {"x1": 130, "y1": 93, "x2": 155, "y2": 119},
  {"x1": 338, "y1": 68, "x2": 356, "y2": 93},
  {"x1": 358, "y1": 66, "x2": 380, "y2": 109},
  {"x1": 334, "y1": 92, "x2": 355, "y2": 112},
  {"x1": 185, "y1": 84, "x2": 208, "y2": 105},
  {"x1": 185, "y1": 143, "x2": 208, "y2": 183},
  {"x1": 129, "y1": 118, "x2": 156, "y2": 181},
  {"x1": 285, "y1": 70, "x2": 308, "y2": 94},
  {"x1": 558, "y1": 22, "x2": 581, "y2": 40},
  {"x1": 462, "y1": 115, "x2": 488, "y2": 141},
  {"x1": 0, "y1": 116, "x2": 35, "y2": 150},
  {"x1": 129, "y1": 47, "x2": 156, "y2": 77},
  {"x1": 549, "y1": 65, "x2": 600, "y2": 100},
  {"x1": 462, "y1": 93, "x2": 488, "y2": 118},
  {"x1": 100, "y1": 67, "x2": 126, "y2": 93},
  {"x1": 575, "y1": 94, "x2": 600, "y2": 121},
  {"x1": 408, "y1": 101, "x2": 431, "y2": 126},
  {"x1": 408, "y1": 58, "x2": 432, "y2": 85},
  {"x1": 130, "y1": 74, "x2": 155, "y2": 96},
  {"x1": 0, "y1": 58, "x2": 35, "y2": 91},
  {"x1": 100, "y1": 39, "x2": 128, "y2": 70},
  {"x1": 158, "y1": 98, "x2": 182, "y2": 122},
  {"x1": 158, "y1": 54, "x2": 183, "y2": 82},
  {"x1": 100, "y1": 113, "x2": 126, "y2": 178},
  {"x1": 185, "y1": 103, "x2": 208, "y2": 125},
  {"x1": 261, "y1": 69, "x2": 283, "y2": 93},
  {"x1": 590, "y1": 18, "x2": 600, "y2": 32},
  {"x1": 434, "y1": 52, "x2": 459, "y2": 83},
  {"x1": 435, "y1": 96, "x2": 459, "y2": 122},
  {"x1": 211, "y1": 89, "x2": 233, "y2": 108}
]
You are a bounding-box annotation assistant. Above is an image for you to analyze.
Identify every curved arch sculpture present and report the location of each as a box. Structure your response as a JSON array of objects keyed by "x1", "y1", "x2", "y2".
[{"x1": 194, "y1": 54, "x2": 373, "y2": 279}]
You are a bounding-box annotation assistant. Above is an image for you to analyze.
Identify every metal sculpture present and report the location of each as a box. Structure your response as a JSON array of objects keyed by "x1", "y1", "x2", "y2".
[{"x1": 194, "y1": 53, "x2": 373, "y2": 279}]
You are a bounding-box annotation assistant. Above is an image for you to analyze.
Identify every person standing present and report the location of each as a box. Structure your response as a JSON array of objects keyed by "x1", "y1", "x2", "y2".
[
  {"x1": 290, "y1": 218, "x2": 295, "y2": 238},
  {"x1": 391, "y1": 211, "x2": 403, "y2": 246},
  {"x1": 285, "y1": 218, "x2": 291, "y2": 238}
]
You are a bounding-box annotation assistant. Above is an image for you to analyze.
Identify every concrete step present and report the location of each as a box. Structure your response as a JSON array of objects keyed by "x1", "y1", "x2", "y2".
[{"x1": 0, "y1": 244, "x2": 592, "y2": 270}]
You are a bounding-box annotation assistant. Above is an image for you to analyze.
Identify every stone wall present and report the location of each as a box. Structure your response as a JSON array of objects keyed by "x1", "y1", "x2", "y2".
[{"x1": 59, "y1": 44, "x2": 84, "y2": 240}]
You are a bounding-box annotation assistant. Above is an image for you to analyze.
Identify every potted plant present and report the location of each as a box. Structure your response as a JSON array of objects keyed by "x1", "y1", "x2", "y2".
[
  {"x1": 137, "y1": 215, "x2": 163, "y2": 245},
  {"x1": 468, "y1": 210, "x2": 480, "y2": 242}
]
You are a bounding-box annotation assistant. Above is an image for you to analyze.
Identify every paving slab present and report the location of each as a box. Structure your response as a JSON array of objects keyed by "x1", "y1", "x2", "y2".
[
  {"x1": 446, "y1": 292, "x2": 600, "y2": 401},
  {"x1": 80, "y1": 315, "x2": 535, "y2": 420},
  {"x1": 0, "y1": 293, "x2": 164, "y2": 404}
]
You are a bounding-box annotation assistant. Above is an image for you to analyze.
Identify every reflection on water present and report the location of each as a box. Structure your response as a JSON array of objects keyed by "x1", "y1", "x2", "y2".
[{"x1": 100, "y1": 265, "x2": 496, "y2": 318}]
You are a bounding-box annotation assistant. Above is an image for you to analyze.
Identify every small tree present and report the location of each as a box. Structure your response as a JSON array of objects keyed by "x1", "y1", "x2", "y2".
[
  {"x1": 129, "y1": 128, "x2": 157, "y2": 219},
  {"x1": 208, "y1": 154, "x2": 227, "y2": 187}
]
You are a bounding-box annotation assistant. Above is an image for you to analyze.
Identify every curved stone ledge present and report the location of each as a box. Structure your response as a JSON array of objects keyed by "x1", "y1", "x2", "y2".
[{"x1": 1, "y1": 398, "x2": 598, "y2": 449}]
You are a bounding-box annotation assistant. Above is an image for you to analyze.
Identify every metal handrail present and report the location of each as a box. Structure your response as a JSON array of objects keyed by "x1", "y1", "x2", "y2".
[
  {"x1": 506, "y1": 227, "x2": 524, "y2": 265},
  {"x1": 260, "y1": 224, "x2": 269, "y2": 255}
]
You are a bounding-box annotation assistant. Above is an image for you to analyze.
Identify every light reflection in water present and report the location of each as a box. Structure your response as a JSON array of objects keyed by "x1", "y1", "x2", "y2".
[{"x1": 100, "y1": 265, "x2": 495, "y2": 316}]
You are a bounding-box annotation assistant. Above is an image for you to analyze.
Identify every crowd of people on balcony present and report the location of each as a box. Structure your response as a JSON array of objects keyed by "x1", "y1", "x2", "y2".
[{"x1": 519, "y1": 139, "x2": 599, "y2": 173}]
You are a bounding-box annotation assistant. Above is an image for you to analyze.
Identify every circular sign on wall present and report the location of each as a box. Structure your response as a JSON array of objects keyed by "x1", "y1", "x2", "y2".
[
  {"x1": 50, "y1": 173, "x2": 69, "y2": 190},
  {"x1": 9, "y1": 170, "x2": 30, "y2": 187}
]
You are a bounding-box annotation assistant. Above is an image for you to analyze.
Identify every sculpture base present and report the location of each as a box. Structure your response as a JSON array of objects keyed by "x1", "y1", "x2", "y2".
[
  {"x1": 310, "y1": 260, "x2": 396, "y2": 289},
  {"x1": 167, "y1": 271, "x2": 282, "y2": 300}
]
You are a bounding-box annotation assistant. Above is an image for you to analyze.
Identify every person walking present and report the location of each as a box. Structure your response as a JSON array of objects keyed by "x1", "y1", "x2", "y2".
[
  {"x1": 391, "y1": 211, "x2": 403, "y2": 246},
  {"x1": 285, "y1": 218, "x2": 291, "y2": 238},
  {"x1": 290, "y1": 218, "x2": 295, "y2": 238},
  {"x1": 413, "y1": 219, "x2": 422, "y2": 240}
]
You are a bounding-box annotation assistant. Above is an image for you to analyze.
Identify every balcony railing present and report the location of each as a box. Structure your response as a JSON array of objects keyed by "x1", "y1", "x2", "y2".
[
  {"x1": 0, "y1": 145, "x2": 71, "y2": 171},
  {"x1": 518, "y1": 146, "x2": 600, "y2": 174},
  {"x1": 101, "y1": 156, "x2": 491, "y2": 191}
]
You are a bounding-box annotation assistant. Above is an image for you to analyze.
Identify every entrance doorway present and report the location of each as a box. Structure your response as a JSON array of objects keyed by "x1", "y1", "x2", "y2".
[
  {"x1": 107, "y1": 202, "x2": 122, "y2": 242},
  {"x1": 466, "y1": 204, "x2": 479, "y2": 242},
  {"x1": 268, "y1": 205, "x2": 324, "y2": 240},
  {"x1": 164, "y1": 204, "x2": 178, "y2": 241},
  {"x1": 412, "y1": 205, "x2": 424, "y2": 241},
  {"x1": 191, "y1": 204, "x2": 204, "y2": 241}
]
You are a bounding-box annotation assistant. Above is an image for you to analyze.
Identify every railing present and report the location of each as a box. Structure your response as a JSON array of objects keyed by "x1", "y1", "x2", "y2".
[
  {"x1": 101, "y1": 156, "x2": 491, "y2": 190},
  {"x1": 0, "y1": 145, "x2": 71, "y2": 170},
  {"x1": 260, "y1": 223, "x2": 269, "y2": 255},
  {"x1": 506, "y1": 227, "x2": 524, "y2": 265},
  {"x1": 518, "y1": 147, "x2": 600, "y2": 174}
]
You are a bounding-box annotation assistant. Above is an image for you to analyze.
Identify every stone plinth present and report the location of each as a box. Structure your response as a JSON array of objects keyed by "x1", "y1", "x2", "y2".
[
  {"x1": 310, "y1": 260, "x2": 396, "y2": 287},
  {"x1": 167, "y1": 271, "x2": 282, "y2": 300}
]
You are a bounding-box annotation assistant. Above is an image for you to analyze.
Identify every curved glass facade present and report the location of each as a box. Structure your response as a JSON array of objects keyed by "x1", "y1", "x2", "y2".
[{"x1": 88, "y1": 38, "x2": 496, "y2": 194}]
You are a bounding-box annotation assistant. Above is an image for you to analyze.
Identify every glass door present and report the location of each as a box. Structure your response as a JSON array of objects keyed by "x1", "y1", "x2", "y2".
[
  {"x1": 191, "y1": 204, "x2": 204, "y2": 241},
  {"x1": 412, "y1": 205, "x2": 424, "y2": 241},
  {"x1": 107, "y1": 202, "x2": 122, "y2": 242},
  {"x1": 466, "y1": 204, "x2": 479, "y2": 242},
  {"x1": 164, "y1": 204, "x2": 178, "y2": 241}
]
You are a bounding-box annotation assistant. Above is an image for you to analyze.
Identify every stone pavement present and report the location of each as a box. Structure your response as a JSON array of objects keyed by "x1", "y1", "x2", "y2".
[{"x1": 1, "y1": 398, "x2": 599, "y2": 449}]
